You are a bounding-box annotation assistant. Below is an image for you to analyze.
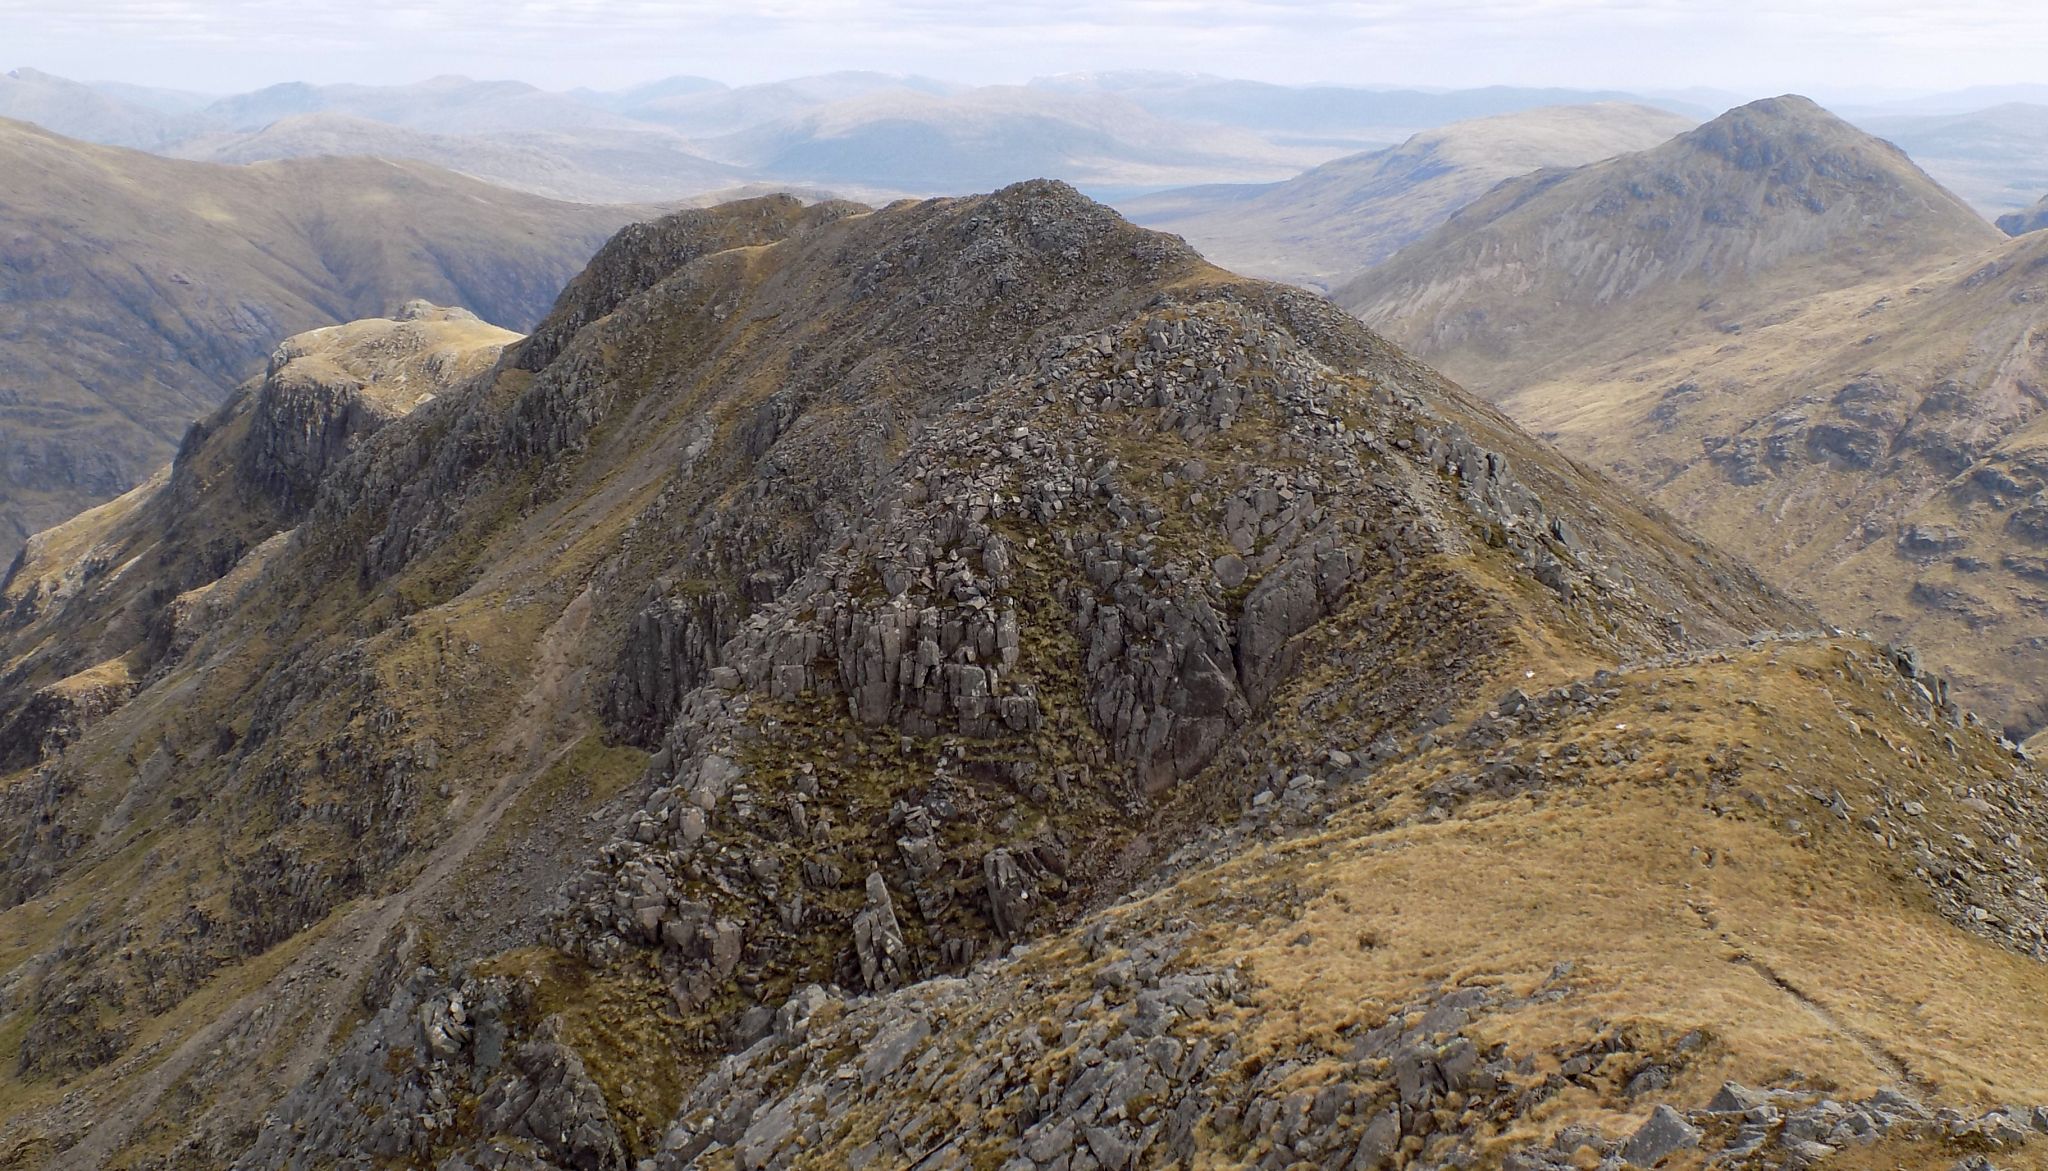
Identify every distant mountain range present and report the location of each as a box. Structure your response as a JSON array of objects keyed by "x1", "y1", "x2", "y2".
[
  {"x1": 1856, "y1": 103, "x2": 2048, "y2": 217},
  {"x1": 1120, "y1": 102, "x2": 1696, "y2": 290},
  {"x1": 1029, "y1": 71, "x2": 1713, "y2": 146},
  {"x1": 166, "y1": 113, "x2": 749, "y2": 205},
  {"x1": 6, "y1": 64, "x2": 2037, "y2": 219},
  {"x1": 688, "y1": 85, "x2": 1333, "y2": 194},
  {"x1": 0, "y1": 66, "x2": 1737, "y2": 203}
]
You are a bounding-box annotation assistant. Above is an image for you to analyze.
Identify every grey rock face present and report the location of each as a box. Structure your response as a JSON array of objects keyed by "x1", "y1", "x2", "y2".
[
  {"x1": 238, "y1": 331, "x2": 435, "y2": 514},
  {"x1": 477, "y1": 1030, "x2": 628, "y2": 1171},
  {"x1": 606, "y1": 585, "x2": 745, "y2": 742},
  {"x1": 853, "y1": 871, "x2": 909, "y2": 992},
  {"x1": 984, "y1": 848, "x2": 1035, "y2": 938},
  {"x1": 1622, "y1": 1104, "x2": 1700, "y2": 1166}
]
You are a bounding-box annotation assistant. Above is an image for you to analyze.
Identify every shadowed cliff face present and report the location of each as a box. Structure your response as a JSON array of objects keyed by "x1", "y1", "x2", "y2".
[
  {"x1": 2000, "y1": 192, "x2": 2048, "y2": 237},
  {"x1": 6, "y1": 184, "x2": 2043, "y2": 1171},
  {"x1": 0, "y1": 116, "x2": 649, "y2": 565}
]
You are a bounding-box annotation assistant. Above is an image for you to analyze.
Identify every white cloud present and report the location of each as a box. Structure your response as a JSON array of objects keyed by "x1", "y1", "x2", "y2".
[{"x1": 0, "y1": 0, "x2": 2042, "y2": 95}]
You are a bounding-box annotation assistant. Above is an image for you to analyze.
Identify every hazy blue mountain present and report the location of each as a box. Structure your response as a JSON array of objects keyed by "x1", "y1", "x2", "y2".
[
  {"x1": 622, "y1": 71, "x2": 963, "y2": 137},
  {"x1": 1856, "y1": 102, "x2": 2048, "y2": 216},
  {"x1": 694, "y1": 85, "x2": 1328, "y2": 194},
  {"x1": 1848, "y1": 84, "x2": 2048, "y2": 116},
  {"x1": 569, "y1": 74, "x2": 727, "y2": 112},
  {"x1": 201, "y1": 74, "x2": 645, "y2": 135},
  {"x1": 86, "y1": 78, "x2": 219, "y2": 115},
  {"x1": 169, "y1": 112, "x2": 747, "y2": 203},
  {"x1": 0, "y1": 67, "x2": 202, "y2": 149},
  {"x1": 1122, "y1": 102, "x2": 1694, "y2": 290},
  {"x1": 1999, "y1": 191, "x2": 2048, "y2": 236},
  {"x1": 1032, "y1": 72, "x2": 1713, "y2": 147}
]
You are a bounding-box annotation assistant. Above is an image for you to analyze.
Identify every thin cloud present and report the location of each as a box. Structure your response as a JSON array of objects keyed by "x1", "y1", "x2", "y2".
[{"x1": 0, "y1": 0, "x2": 2042, "y2": 94}]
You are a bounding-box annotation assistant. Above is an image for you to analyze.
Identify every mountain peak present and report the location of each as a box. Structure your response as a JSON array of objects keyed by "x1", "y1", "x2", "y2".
[
  {"x1": 1731, "y1": 92, "x2": 1830, "y2": 118},
  {"x1": 1683, "y1": 92, "x2": 1911, "y2": 171},
  {"x1": 1343, "y1": 95, "x2": 2001, "y2": 381},
  {"x1": 1343, "y1": 97, "x2": 2048, "y2": 739}
]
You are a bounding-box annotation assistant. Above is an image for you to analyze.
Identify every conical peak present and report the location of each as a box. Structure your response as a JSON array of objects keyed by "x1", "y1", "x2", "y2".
[{"x1": 1680, "y1": 93, "x2": 1910, "y2": 174}]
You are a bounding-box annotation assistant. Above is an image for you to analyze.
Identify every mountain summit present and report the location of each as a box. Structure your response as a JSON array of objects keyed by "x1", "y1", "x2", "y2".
[{"x1": 1342, "y1": 95, "x2": 2002, "y2": 385}]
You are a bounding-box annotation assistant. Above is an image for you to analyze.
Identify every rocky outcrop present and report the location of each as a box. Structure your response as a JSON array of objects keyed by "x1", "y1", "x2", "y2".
[
  {"x1": 236, "y1": 303, "x2": 498, "y2": 513},
  {"x1": 0, "y1": 117, "x2": 640, "y2": 565},
  {"x1": 232, "y1": 961, "x2": 626, "y2": 1171},
  {"x1": 605, "y1": 584, "x2": 745, "y2": 742},
  {"x1": 852, "y1": 871, "x2": 909, "y2": 992},
  {"x1": 0, "y1": 659, "x2": 133, "y2": 770},
  {"x1": 0, "y1": 305, "x2": 511, "y2": 776}
]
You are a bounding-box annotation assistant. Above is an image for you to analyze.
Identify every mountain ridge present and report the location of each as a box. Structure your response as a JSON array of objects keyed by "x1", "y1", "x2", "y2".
[
  {"x1": 0, "y1": 182, "x2": 1928, "y2": 1168},
  {"x1": 3, "y1": 182, "x2": 2042, "y2": 1171},
  {"x1": 1343, "y1": 95, "x2": 2003, "y2": 388}
]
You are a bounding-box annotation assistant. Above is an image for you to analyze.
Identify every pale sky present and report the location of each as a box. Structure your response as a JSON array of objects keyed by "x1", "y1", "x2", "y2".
[{"x1": 2, "y1": 0, "x2": 2044, "y2": 98}]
